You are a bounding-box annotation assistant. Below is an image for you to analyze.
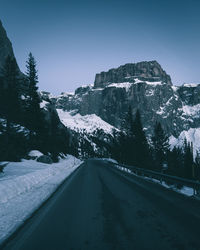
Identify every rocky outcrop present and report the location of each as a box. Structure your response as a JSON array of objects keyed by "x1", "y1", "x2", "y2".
[
  {"x1": 94, "y1": 61, "x2": 172, "y2": 88},
  {"x1": 0, "y1": 20, "x2": 20, "y2": 73},
  {"x1": 37, "y1": 155, "x2": 53, "y2": 164}
]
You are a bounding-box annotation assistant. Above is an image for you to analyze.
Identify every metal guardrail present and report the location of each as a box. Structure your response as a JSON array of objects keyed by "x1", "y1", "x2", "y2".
[{"x1": 112, "y1": 163, "x2": 200, "y2": 196}]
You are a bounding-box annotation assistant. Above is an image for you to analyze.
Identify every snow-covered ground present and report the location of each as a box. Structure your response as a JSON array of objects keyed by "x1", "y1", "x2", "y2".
[
  {"x1": 56, "y1": 109, "x2": 117, "y2": 134},
  {"x1": 0, "y1": 155, "x2": 82, "y2": 244}
]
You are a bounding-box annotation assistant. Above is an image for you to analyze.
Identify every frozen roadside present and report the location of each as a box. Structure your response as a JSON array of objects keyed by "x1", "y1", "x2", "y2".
[{"x1": 0, "y1": 155, "x2": 82, "y2": 244}]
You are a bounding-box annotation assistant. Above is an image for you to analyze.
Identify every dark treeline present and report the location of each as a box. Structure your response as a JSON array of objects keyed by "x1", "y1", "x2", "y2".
[
  {"x1": 0, "y1": 54, "x2": 70, "y2": 162},
  {"x1": 110, "y1": 107, "x2": 200, "y2": 181}
]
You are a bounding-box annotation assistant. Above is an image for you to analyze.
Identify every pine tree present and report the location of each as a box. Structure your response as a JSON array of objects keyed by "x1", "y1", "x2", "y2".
[
  {"x1": 183, "y1": 140, "x2": 194, "y2": 179},
  {"x1": 25, "y1": 53, "x2": 42, "y2": 136},
  {"x1": 152, "y1": 122, "x2": 169, "y2": 171},
  {"x1": 132, "y1": 110, "x2": 150, "y2": 168},
  {"x1": 194, "y1": 151, "x2": 200, "y2": 180},
  {"x1": 1, "y1": 56, "x2": 21, "y2": 124},
  {"x1": 0, "y1": 56, "x2": 27, "y2": 160},
  {"x1": 119, "y1": 106, "x2": 135, "y2": 164},
  {"x1": 167, "y1": 147, "x2": 183, "y2": 177},
  {"x1": 24, "y1": 52, "x2": 46, "y2": 152}
]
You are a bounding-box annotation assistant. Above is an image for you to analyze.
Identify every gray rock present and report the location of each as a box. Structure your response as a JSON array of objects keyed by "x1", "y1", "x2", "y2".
[
  {"x1": 0, "y1": 20, "x2": 20, "y2": 73},
  {"x1": 37, "y1": 155, "x2": 53, "y2": 164},
  {"x1": 94, "y1": 61, "x2": 172, "y2": 88},
  {"x1": 0, "y1": 162, "x2": 8, "y2": 172}
]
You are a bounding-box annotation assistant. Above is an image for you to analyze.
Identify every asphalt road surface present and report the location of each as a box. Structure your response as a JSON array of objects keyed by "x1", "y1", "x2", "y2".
[{"x1": 3, "y1": 159, "x2": 200, "y2": 250}]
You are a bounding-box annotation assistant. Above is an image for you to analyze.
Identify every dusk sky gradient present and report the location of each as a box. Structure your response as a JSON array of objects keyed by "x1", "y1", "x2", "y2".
[{"x1": 0, "y1": 0, "x2": 200, "y2": 94}]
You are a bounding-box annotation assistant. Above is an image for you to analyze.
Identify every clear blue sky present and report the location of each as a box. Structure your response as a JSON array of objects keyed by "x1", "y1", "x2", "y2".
[{"x1": 0, "y1": 0, "x2": 200, "y2": 94}]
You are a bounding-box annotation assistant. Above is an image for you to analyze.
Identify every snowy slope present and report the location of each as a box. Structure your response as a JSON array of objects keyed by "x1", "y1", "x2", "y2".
[
  {"x1": 0, "y1": 155, "x2": 82, "y2": 244},
  {"x1": 56, "y1": 109, "x2": 117, "y2": 134},
  {"x1": 169, "y1": 128, "x2": 200, "y2": 157}
]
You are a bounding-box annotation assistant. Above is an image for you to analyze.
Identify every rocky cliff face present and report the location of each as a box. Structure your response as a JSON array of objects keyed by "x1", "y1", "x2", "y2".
[
  {"x1": 94, "y1": 61, "x2": 172, "y2": 88},
  {"x1": 0, "y1": 20, "x2": 20, "y2": 73}
]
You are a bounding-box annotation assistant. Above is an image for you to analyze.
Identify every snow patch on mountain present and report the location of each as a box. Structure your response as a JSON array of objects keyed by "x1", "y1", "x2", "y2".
[
  {"x1": 40, "y1": 100, "x2": 49, "y2": 109},
  {"x1": 107, "y1": 82, "x2": 133, "y2": 91},
  {"x1": 182, "y1": 104, "x2": 200, "y2": 117},
  {"x1": 56, "y1": 109, "x2": 117, "y2": 134},
  {"x1": 169, "y1": 128, "x2": 200, "y2": 157},
  {"x1": 183, "y1": 83, "x2": 199, "y2": 88}
]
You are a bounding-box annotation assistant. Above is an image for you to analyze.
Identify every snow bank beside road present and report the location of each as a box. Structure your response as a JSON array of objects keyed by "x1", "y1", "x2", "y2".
[{"x1": 0, "y1": 155, "x2": 82, "y2": 244}]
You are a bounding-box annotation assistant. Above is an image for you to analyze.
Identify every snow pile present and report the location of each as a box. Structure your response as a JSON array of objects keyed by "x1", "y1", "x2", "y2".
[
  {"x1": 0, "y1": 155, "x2": 82, "y2": 244},
  {"x1": 56, "y1": 109, "x2": 117, "y2": 134},
  {"x1": 169, "y1": 128, "x2": 200, "y2": 157},
  {"x1": 28, "y1": 150, "x2": 43, "y2": 158}
]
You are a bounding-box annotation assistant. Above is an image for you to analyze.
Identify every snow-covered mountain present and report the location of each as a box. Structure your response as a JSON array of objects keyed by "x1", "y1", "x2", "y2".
[{"x1": 40, "y1": 61, "x2": 200, "y2": 156}]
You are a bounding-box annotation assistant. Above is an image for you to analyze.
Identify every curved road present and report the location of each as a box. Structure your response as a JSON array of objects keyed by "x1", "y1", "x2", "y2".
[{"x1": 3, "y1": 159, "x2": 200, "y2": 250}]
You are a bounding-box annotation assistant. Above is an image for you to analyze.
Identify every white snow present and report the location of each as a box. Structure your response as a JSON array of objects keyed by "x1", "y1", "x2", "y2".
[
  {"x1": 169, "y1": 128, "x2": 200, "y2": 157},
  {"x1": 107, "y1": 82, "x2": 133, "y2": 91},
  {"x1": 145, "y1": 89, "x2": 155, "y2": 96},
  {"x1": 100, "y1": 158, "x2": 118, "y2": 164},
  {"x1": 182, "y1": 104, "x2": 200, "y2": 117},
  {"x1": 145, "y1": 81, "x2": 162, "y2": 86},
  {"x1": 21, "y1": 95, "x2": 26, "y2": 100},
  {"x1": 40, "y1": 100, "x2": 49, "y2": 109},
  {"x1": 156, "y1": 106, "x2": 165, "y2": 115},
  {"x1": 0, "y1": 155, "x2": 82, "y2": 244},
  {"x1": 171, "y1": 86, "x2": 178, "y2": 92},
  {"x1": 183, "y1": 83, "x2": 199, "y2": 88},
  {"x1": 28, "y1": 150, "x2": 43, "y2": 158},
  {"x1": 56, "y1": 109, "x2": 117, "y2": 134},
  {"x1": 80, "y1": 84, "x2": 94, "y2": 89},
  {"x1": 134, "y1": 78, "x2": 163, "y2": 86},
  {"x1": 60, "y1": 92, "x2": 75, "y2": 96}
]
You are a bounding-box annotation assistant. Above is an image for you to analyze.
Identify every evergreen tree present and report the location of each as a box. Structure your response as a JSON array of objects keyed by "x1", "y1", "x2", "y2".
[
  {"x1": 132, "y1": 110, "x2": 151, "y2": 168},
  {"x1": 183, "y1": 140, "x2": 194, "y2": 179},
  {"x1": 25, "y1": 53, "x2": 42, "y2": 136},
  {"x1": 0, "y1": 56, "x2": 28, "y2": 161},
  {"x1": 194, "y1": 151, "x2": 200, "y2": 180},
  {"x1": 1, "y1": 56, "x2": 21, "y2": 124},
  {"x1": 167, "y1": 147, "x2": 183, "y2": 177},
  {"x1": 152, "y1": 122, "x2": 169, "y2": 171},
  {"x1": 111, "y1": 130, "x2": 127, "y2": 164},
  {"x1": 117, "y1": 106, "x2": 135, "y2": 164}
]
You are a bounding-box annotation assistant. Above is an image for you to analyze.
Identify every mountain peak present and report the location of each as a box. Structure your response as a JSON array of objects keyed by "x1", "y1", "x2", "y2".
[
  {"x1": 0, "y1": 20, "x2": 19, "y2": 73},
  {"x1": 94, "y1": 60, "x2": 172, "y2": 88}
]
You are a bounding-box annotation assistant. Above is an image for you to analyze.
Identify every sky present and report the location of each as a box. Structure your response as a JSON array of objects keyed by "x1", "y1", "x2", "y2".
[{"x1": 0, "y1": 0, "x2": 200, "y2": 94}]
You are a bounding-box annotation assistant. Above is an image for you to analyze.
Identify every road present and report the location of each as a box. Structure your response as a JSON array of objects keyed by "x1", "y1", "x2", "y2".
[{"x1": 3, "y1": 159, "x2": 200, "y2": 250}]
